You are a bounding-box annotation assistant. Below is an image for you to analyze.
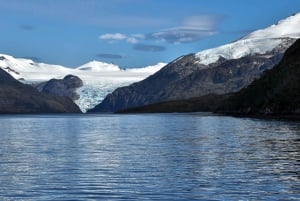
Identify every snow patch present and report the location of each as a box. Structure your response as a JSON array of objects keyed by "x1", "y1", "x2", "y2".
[
  {"x1": 76, "y1": 61, "x2": 120, "y2": 72},
  {"x1": 126, "y1": 63, "x2": 166, "y2": 73},
  {"x1": 196, "y1": 38, "x2": 282, "y2": 65}
]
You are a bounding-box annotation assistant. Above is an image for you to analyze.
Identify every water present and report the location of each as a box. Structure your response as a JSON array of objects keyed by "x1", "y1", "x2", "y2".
[{"x1": 0, "y1": 113, "x2": 299, "y2": 200}]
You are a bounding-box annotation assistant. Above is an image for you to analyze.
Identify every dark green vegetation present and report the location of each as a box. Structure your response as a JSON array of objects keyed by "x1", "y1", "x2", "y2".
[
  {"x1": 0, "y1": 69, "x2": 81, "y2": 114},
  {"x1": 218, "y1": 38, "x2": 300, "y2": 118}
]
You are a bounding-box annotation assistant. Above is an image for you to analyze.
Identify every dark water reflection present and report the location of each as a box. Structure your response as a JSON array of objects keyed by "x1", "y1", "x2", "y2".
[{"x1": 0, "y1": 114, "x2": 299, "y2": 200}]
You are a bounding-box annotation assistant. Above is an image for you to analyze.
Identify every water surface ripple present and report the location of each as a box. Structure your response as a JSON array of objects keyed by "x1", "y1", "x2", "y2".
[{"x1": 0, "y1": 114, "x2": 299, "y2": 200}]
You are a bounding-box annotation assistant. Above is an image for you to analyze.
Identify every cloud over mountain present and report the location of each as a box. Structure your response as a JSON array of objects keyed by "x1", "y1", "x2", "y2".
[{"x1": 148, "y1": 15, "x2": 223, "y2": 44}]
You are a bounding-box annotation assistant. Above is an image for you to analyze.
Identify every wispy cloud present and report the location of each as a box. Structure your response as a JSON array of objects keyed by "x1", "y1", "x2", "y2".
[
  {"x1": 99, "y1": 33, "x2": 144, "y2": 44},
  {"x1": 126, "y1": 37, "x2": 138, "y2": 44},
  {"x1": 96, "y1": 53, "x2": 125, "y2": 59},
  {"x1": 99, "y1": 15, "x2": 224, "y2": 45},
  {"x1": 148, "y1": 15, "x2": 224, "y2": 44},
  {"x1": 99, "y1": 33, "x2": 127, "y2": 40},
  {"x1": 133, "y1": 44, "x2": 166, "y2": 52}
]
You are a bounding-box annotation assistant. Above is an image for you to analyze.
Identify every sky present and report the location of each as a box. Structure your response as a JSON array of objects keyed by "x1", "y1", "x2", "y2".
[{"x1": 0, "y1": 0, "x2": 299, "y2": 68}]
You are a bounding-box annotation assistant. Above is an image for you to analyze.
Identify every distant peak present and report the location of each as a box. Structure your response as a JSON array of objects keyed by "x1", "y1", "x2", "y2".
[{"x1": 76, "y1": 60, "x2": 121, "y2": 72}]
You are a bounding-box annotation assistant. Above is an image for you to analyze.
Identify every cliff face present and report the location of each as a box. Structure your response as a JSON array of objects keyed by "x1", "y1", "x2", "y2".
[
  {"x1": 218, "y1": 38, "x2": 300, "y2": 117},
  {"x1": 0, "y1": 69, "x2": 81, "y2": 114}
]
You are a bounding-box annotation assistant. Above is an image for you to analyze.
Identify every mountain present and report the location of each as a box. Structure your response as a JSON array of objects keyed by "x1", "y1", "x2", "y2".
[
  {"x1": 35, "y1": 75, "x2": 83, "y2": 101},
  {"x1": 89, "y1": 13, "x2": 300, "y2": 112},
  {"x1": 0, "y1": 68, "x2": 81, "y2": 114},
  {"x1": 118, "y1": 38, "x2": 300, "y2": 116},
  {"x1": 218, "y1": 38, "x2": 300, "y2": 118},
  {"x1": 0, "y1": 55, "x2": 165, "y2": 112}
]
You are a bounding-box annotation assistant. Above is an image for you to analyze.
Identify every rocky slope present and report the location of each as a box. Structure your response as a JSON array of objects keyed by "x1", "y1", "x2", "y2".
[
  {"x1": 89, "y1": 13, "x2": 300, "y2": 112},
  {"x1": 35, "y1": 75, "x2": 83, "y2": 101},
  {"x1": 0, "y1": 68, "x2": 81, "y2": 114},
  {"x1": 218, "y1": 38, "x2": 300, "y2": 118}
]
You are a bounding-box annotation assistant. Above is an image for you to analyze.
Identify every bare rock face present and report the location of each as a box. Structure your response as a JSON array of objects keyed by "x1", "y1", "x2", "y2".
[
  {"x1": 89, "y1": 38, "x2": 296, "y2": 113},
  {"x1": 36, "y1": 75, "x2": 83, "y2": 101},
  {"x1": 0, "y1": 69, "x2": 81, "y2": 114}
]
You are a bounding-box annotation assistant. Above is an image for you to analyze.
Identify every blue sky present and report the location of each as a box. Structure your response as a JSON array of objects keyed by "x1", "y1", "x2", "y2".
[{"x1": 0, "y1": 0, "x2": 299, "y2": 68}]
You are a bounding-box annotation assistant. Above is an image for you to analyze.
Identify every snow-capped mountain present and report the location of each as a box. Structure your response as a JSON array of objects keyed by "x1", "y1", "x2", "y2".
[
  {"x1": 242, "y1": 13, "x2": 300, "y2": 39},
  {"x1": 196, "y1": 13, "x2": 300, "y2": 65},
  {"x1": 89, "y1": 13, "x2": 300, "y2": 112},
  {"x1": 76, "y1": 61, "x2": 120, "y2": 72},
  {"x1": 0, "y1": 54, "x2": 166, "y2": 112}
]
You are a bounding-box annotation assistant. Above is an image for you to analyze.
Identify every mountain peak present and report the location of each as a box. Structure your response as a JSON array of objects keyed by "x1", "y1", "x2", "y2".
[
  {"x1": 195, "y1": 13, "x2": 300, "y2": 65},
  {"x1": 76, "y1": 60, "x2": 121, "y2": 72},
  {"x1": 243, "y1": 12, "x2": 300, "y2": 40}
]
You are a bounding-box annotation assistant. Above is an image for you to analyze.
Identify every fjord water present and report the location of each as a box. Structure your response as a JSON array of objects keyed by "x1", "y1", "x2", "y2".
[{"x1": 0, "y1": 114, "x2": 299, "y2": 200}]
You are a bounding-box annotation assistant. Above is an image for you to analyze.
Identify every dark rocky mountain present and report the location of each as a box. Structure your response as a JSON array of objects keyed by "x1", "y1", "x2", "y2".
[
  {"x1": 89, "y1": 38, "x2": 295, "y2": 112},
  {"x1": 35, "y1": 75, "x2": 83, "y2": 101},
  {"x1": 218, "y1": 38, "x2": 300, "y2": 118},
  {"x1": 0, "y1": 69, "x2": 81, "y2": 114}
]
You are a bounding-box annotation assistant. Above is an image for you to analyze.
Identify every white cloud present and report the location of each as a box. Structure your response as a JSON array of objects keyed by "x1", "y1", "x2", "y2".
[
  {"x1": 127, "y1": 37, "x2": 139, "y2": 44},
  {"x1": 99, "y1": 33, "x2": 127, "y2": 40},
  {"x1": 99, "y1": 33, "x2": 145, "y2": 44}
]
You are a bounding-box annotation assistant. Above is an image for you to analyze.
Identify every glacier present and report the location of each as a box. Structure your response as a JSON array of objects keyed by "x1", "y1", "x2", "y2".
[{"x1": 0, "y1": 55, "x2": 166, "y2": 112}]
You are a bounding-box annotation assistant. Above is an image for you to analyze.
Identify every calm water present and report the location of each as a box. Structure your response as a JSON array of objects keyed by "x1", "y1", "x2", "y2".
[{"x1": 0, "y1": 113, "x2": 299, "y2": 200}]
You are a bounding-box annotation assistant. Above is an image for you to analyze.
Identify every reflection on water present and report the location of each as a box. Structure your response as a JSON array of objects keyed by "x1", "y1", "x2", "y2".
[{"x1": 0, "y1": 114, "x2": 299, "y2": 200}]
